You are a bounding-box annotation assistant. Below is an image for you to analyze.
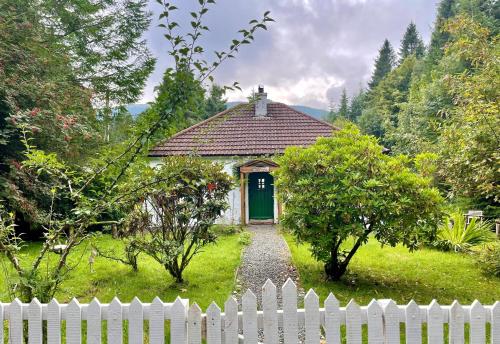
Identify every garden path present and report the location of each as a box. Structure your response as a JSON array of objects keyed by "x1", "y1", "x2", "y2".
[{"x1": 235, "y1": 225, "x2": 302, "y2": 308}]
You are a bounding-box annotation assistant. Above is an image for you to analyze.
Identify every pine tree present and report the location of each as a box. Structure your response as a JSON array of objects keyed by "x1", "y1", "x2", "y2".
[
  {"x1": 399, "y1": 22, "x2": 426, "y2": 61},
  {"x1": 427, "y1": 0, "x2": 457, "y2": 63},
  {"x1": 204, "y1": 84, "x2": 227, "y2": 119},
  {"x1": 368, "y1": 39, "x2": 396, "y2": 90},
  {"x1": 338, "y1": 88, "x2": 349, "y2": 119},
  {"x1": 348, "y1": 87, "x2": 366, "y2": 122}
]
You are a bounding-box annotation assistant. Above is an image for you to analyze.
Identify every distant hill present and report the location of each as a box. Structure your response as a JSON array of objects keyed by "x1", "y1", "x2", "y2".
[{"x1": 126, "y1": 102, "x2": 329, "y2": 120}]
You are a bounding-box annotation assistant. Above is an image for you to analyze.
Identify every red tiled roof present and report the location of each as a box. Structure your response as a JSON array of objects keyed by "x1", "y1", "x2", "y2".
[{"x1": 149, "y1": 102, "x2": 336, "y2": 157}]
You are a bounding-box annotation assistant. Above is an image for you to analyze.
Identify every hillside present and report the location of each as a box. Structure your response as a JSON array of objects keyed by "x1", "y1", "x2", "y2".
[{"x1": 126, "y1": 103, "x2": 329, "y2": 120}]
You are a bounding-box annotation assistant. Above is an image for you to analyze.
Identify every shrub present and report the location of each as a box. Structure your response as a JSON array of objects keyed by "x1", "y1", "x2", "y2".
[
  {"x1": 474, "y1": 241, "x2": 500, "y2": 277},
  {"x1": 212, "y1": 224, "x2": 243, "y2": 235},
  {"x1": 120, "y1": 156, "x2": 233, "y2": 283},
  {"x1": 433, "y1": 212, "x2": 493, "y2": 252},
  {"x1": 238, "y1": 231, "x2": 252, "y2": 246},
  {"x1": 275, "y1": 125, "x2": 443, "y2": 280}
]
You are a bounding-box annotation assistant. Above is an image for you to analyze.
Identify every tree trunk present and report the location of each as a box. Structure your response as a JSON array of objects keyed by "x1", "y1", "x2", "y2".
[
  {"x1": 166, "y1": 263, "x2": 184, "y2": 283},
  {"x1": 324, "y1": 258, "x2": 347, "y2": 281}
]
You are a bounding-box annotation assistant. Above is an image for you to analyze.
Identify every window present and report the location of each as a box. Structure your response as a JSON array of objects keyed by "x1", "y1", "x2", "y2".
[{"x1": 258, "y1": 178, "x2": 265, "y2": 189}]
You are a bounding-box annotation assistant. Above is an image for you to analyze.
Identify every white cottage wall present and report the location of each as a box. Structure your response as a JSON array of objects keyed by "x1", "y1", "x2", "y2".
[{"x1": 150, "y1": 157, "x2": 242, "y2": 225}]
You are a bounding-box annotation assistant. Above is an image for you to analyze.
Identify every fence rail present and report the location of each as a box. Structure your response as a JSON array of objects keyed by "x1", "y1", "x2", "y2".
[{"x1": 1, "y1": 278, "x2": 499, "y2": 343}]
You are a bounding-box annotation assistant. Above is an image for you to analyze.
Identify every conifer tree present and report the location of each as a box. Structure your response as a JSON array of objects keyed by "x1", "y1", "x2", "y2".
[
  {"x1": 428, "y1": 0, "x2": 457, "y2": 63},
  {"x1": 368, "y1": 39, "x2": 396, "y2": 90},
  {"x1": 399, "y1": 22, "x2": 426, "y2": 61},
  {"x1": 338, "y1": 88, "x2": 349, "y2": 119},
  {"x1": 348, "y1": 87, "x2": 366, "y2": 122},
  {"x1": 204, "y1": 84, "x2": 227, "y2": 119}
]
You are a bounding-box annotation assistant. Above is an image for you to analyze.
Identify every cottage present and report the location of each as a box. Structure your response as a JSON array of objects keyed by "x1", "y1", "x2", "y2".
[{"x1": 149, "y1": 86, "x2": 335, "y2": 225}]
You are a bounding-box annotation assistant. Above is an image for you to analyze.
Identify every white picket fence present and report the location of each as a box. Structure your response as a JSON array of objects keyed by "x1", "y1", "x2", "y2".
[{"x1": 1, "y1": 278, "x2": 499, "y2": 343}]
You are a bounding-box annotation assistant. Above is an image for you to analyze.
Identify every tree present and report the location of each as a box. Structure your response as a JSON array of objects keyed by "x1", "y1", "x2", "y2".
[
  {"x1": 121, "y1": 157, "x2": 233, "y2": 283},
  {"x1": 368, "y1": 39, "x2": 396, "y2": 90},
  {"x1": 399, "y1": 22, "x2": 426, "y2": 61},
  {"x1": 427, "y1": 0, "x2": 458, "y2": 64},
  {"x1": 436, "y1": 15, "x2": 499, "y2": 215},
  {"x1": 347, "y1": 87, "x2": 366, "y2": 123},
  {"x1": 275, "y1": 126, "x2": 443, "y2": 280},
  {"x1": 338, "y1": 88, "x2": 349, "y2": 119},
  {"x1": 0, "y1": 0, "x2": 273, "y2": 302},
  {"x1": 204, "y1": 84, "x2": 228, "y2": 119}
]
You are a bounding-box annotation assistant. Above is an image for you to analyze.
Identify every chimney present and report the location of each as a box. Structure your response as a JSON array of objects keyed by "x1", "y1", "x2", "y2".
[{"x1": 255, "y1": 85, "x2": 268, "y2": 117}]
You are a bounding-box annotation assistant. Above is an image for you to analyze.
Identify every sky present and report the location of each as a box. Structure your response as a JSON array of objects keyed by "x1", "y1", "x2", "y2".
[{"x1": 141, "y1": 0, "x2": 438, "y2": 110}]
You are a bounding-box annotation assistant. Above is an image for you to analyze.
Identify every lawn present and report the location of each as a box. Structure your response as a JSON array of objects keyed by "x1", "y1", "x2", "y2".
[
  {"x1": 0, "y1": 233, "x2": 244, "y2": 309},
  {"x1": 284, "y1": 233, "x2": 500, "y2": 306}
]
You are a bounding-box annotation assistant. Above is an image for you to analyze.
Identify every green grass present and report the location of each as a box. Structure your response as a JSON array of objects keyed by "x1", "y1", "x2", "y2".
[
  {"x1": 284, "y1": 233, "x2": 500, "y2": 306},
  {"x1": 0, "y1": 233, "x2": 244, "y2": 309}
]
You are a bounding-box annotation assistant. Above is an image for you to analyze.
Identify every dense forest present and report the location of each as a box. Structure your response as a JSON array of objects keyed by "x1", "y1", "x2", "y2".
[{"x1": 328, "y1": 0, "x2": 499, "y2": 217}]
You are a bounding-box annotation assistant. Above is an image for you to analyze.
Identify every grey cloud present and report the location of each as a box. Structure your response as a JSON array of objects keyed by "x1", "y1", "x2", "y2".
[{"x1": 141, "y1": 0, "x2": 436, "y2": 109}]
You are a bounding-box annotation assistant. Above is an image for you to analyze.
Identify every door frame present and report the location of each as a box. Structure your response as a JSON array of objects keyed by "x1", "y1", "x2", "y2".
[{"x1": 238, "y1": 159, "x2": 281, "y2": 225}]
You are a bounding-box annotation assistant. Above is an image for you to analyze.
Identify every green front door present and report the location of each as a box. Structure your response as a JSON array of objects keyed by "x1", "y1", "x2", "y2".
[{"x1": 248, "y1": 172, "x2": 274, "y2": 220}]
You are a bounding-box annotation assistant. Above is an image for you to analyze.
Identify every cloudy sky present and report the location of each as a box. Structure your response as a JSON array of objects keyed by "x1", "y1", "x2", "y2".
[{"x1": 141, "y1": 0, "x2": 438, "y2": 109}]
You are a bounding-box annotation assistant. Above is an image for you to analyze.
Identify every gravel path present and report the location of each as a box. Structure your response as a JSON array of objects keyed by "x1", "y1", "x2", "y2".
[
  {"x1": 235, "y1": 225, "x2": 306, "y2": 342},
  {"x1": 235, "y1": 225, "x2": 302, "y2": 308}
]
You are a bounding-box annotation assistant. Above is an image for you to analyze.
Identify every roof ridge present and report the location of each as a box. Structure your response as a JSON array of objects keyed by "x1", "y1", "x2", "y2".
[{"x1": 275, "y1": 102, "x2": 340, "y2": 131}]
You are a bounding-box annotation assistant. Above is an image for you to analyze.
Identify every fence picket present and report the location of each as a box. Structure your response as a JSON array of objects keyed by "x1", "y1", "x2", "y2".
[
  {"x1": 171, "y1": 297, "x2": 188, "y2": 344},
  {"x1": 188, "y1": 303, "x2": 202, "y2": 344},
  {"x1": 304, "y1": 289, "x2": 320, "y2": 344},
  {"x1": 405, "y1": 300, "x2": 421, "y2": 344},
  {"x1": 282, "y1": 278, "x2": 298, "y2": 344},
  {"x1": 150, "y1": 297, "x2": 165, "y2": 344},
  {"x1": 0, "y1": 286, "x2": 498, "y2": 344},
  {"x1": 367, "y1": 299, "x2": 383, "y2": 344},
  {"x1": 427, "y1": 300, "x2": 443, "y2": 344},
  {"x1": 66, "y1": 298, "x2": 82, "y2": 344},
  {"x1": 449, "y1": 301, "x2": 464, "y2": 344},
  {"x1": 206, "y1": 302, "x2": 222, "y2": 344},
  {"x1": 382, "y1": 300, "x2": 400, "y2": 344},
  {"x1": 9, "y1": 298, "x2": 23, "y2": 344},
  {"x1": 48, "y1": 299, "x2": 62, "y2": 344},
  {"x1": 28, "y1": 298, "x2": 42, "y2": 344},
  {"x1": 87, "y1": 298, "x2": 102, "y2": 344},
  {"x1": 224, "y1": 297, "x2": 238, "y2": 344},
  {"x1": 324, "y1": 293, "x2": 340, "y2": 344},
  {"x1": 469, "y1": 300, "x2": 485, "y2": 344},
  {"x1": 108, "y1": 297, "x2": 123, "y2": 344},
  {"x1": 263, "y1": 279, "x2": 279, "y2": 344},
  {"x1": 492, "y1": 301, "x2": 500, "y2": 344},
  {"x1": 129, "y1": 297, "x2": 144, "y2": 344},
  {"x1": 346, "y1": 299, "x2": 362, "y2": 344},
  {"x1": 242, "y1": 290, "x2": 258, "y2": 344}
]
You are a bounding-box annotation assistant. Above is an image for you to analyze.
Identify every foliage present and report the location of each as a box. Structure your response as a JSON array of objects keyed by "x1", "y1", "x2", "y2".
[
  {"x1": 0, "y1": 234, "x2": 244, "y2": 309},
  {"x1": 356, "y1": 0, "x2": 499, "y2": 215},
  {"x1": 285, "y1": 233, "x2": 500, "y2": 305},
  {"x1": 275, "y1": 126, "x2": 443, "y2": 280},
  {"x1": 117, "y1": 157, "x2": 233, "y2": 283},
  {"x1": 0, "y1": 0, "x2": 273, "y2": 301},
  {"x1": 204, "y1": 84, "x2": 228, "y2": 119},
  {"x1": 327, "y1": 88, "x2": 349, "y2": 123},
  {"x1": 433, "y1": 211, "x2": 494, "y2": 252},
  {"x1": 399, "y1": 22, "x2": 425, "y2": 61},
  {"x1": 359, "y1": 56, "x2": 418, "y2": 144},
  {"x1": 368, "y1": 39, "x2": 396, "y2": 90},
  {"x1": 238, "y1": 231, "x2": 252, "y2": 246},
  {"x1": 474, "y1": 241, "x2": 500, "y2": 278},
  {"x1": 347, "y1": 87, "x2": 366, "y2": 123},
  {"x1": 435, "y1": 16, "x2": 499, "y2": 211}
]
